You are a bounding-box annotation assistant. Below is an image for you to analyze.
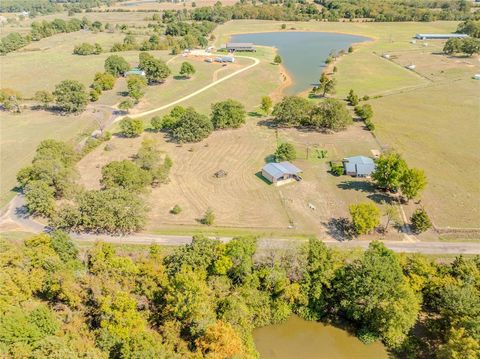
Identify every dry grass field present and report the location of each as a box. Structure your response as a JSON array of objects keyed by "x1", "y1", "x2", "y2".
[
  {"x1": 101, "y1": 0, "x2": 239, "y2": 11},
  {"x1": 77, "y1": 118, "x2": 382, "y2": 237}
]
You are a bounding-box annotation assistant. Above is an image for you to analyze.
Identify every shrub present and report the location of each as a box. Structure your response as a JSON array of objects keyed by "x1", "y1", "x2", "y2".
[
  {"x1": 410, "y1": 208, "x2": 432, "y2": 234},
  {"x1": 120, "y1": 117, "x2": 144, "y2": 138},
  {"x1": 73, "y1": 42, "x2": 102, "y2": 55},
  {"x1": 53, "y1": 80, "x2": 88, "y2": 113},
  {"x1": 170, "y1": 205, "x2": 182, "y2": 215},
  {"x1": 201, "y1": 208, "x2": 215, "y2": 226},
  {"x1": 93, "y1": 72, "x2": 116, "y2": 90},
  {"x1": 101, "y1": 160, "x2": 152, "y2": 191},
  {"x1": 104, "y1": 54, "x2": 130, "y2": 77},
  {"x1": 330, "y1": 163, "x2": 344, "y2": 176},
  {"x1": 150, "y1": 116, "x2": 163, "y2": 132}
]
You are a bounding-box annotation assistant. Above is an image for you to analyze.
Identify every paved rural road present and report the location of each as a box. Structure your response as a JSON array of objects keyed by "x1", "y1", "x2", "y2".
[
  {"x1": 2, "y1": 195, "x2": 480, "y2": 255},
  {"x1": 113, "y1": 55, "x2": 260, "y2": 122}
]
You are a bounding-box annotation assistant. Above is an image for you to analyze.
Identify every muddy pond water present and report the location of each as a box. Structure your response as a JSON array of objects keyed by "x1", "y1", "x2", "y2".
[{"x1": 253, "y1": 315, "x2": 388, "y2": 359}]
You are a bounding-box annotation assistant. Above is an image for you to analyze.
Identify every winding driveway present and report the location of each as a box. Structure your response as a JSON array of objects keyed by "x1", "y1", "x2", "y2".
[{"x1": 114, "y1": 55, "x2": 260, "y2": 122}]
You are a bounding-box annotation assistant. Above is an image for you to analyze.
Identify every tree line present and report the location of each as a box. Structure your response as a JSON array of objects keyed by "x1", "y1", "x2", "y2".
[{"x1": 1, "y1": 234, "x2": 478, "y2": 358}]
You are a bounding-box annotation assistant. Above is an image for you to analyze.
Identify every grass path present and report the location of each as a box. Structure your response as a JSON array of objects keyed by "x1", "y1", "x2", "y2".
[{"x1": 114, "y1": 55, "x2": 260, "y2": 121}]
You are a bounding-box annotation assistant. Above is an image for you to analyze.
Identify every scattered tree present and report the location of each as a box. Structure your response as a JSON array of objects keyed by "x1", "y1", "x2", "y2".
[
  {"x1": 349, "y1": 202, "x2": 381, "y2": 235},
  {"x1": 53, "y1": 80, "x2": 88, "y2": 113},
  {"x1": 119, "y1": 117, "x2": 144, "y2": 138},
  {"x1": 139, "y1": 52, "x2": 171, "y2": 84},
  {"x1": 274, "y1": 143, "x2": 296, "y2": 162},
  {"x1": 273, "y1": 54, "x2": 282, "y2": 64},
  {"x1": 308, "y1": 98, "x2": 352, "y2": 131},
  {"x1": 372, "y1": 152, "x2": 408, "y2": 192},
  {"x1": 272, "y1": 96, "x2": 313, "y2": 127},
  {"x1": 260, "y1": 96, "x2": 273, "y2": 115},
  {"x1": 104, "y1": 55, "x2": 130, "y2": 77},
  {"x1": 34, "y1": 90, "x2": 54, "y2": 109},
  {"x1": 410, "y1": 208, "x2": 432, "y2": 233},
  {"x1": 170, "y1": 205, "x2": 182, "y2": 215},
  {"x1": 201, "y1": 208, "x2": 215, "y2": 226},
  {"x1": 179, "y1": 61, "x2": 196, "y2": 78},
  {"x1": 210, "y1": 99, "x2": 246, "y2": 129},
  {"x1": 172, "y1": 108, "x2": 213, "y2": 143},
  {"x1": 347, "y1": 89, "x2": 359, "y2": 106},
  {"x1": 400, "y1": 168, "x2": 427, "y2": 201},
  {"x1": 126, "y1": 75, "x2": 147, "y2": 102}
]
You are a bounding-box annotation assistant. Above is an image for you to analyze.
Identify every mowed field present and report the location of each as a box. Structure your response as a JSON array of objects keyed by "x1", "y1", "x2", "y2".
[{"x1": 77, "y1": 119, "x2": 382, "y2": 237}]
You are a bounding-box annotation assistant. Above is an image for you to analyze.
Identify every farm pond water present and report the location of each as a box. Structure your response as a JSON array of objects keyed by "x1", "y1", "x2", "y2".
[
  {"x1": 230, "y1": 31, "x2": 371, "y2": 94},
  {"x1": 253, "y1": 315, "x2": 388, "y2": 359}
]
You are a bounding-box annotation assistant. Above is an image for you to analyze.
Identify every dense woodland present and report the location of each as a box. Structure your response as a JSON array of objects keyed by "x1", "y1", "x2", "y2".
[{"x1": 1, "y1": 234, "x2": 478, "y2": 358}]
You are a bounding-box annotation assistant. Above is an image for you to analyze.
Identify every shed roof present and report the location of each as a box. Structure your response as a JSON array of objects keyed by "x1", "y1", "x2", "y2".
[
  {"x1": 344, "y1": 156, "x2": 375, "y2": 175},
  {"x1": 226, "y1": 42, "x2": 254, "y2": 47},
  {"x1": 262, "y1": 162, "x2": 302, "y2": 180}
]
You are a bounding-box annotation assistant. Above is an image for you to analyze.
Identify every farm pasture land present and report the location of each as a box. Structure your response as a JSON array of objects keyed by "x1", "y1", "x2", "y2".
[
  {"x1": 0, "y1": 109, "x2": 97, "y2": 207},
  {"x1": 77, "y1": 120, "x2": 382, "y2": 237},
  {"x1": 100, "y1": 0, "x2": 239, "y2": 11}
]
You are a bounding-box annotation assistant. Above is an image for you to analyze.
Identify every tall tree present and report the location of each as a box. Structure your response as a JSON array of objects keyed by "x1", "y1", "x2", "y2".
[
  {"x1": 210, "y1": 99, "x2": 246, "y2": 129},
  {"x1": 372, "y1": 152, "x2": 408, "y2": 191},
  {"x1": 400, "y1": 168, "x2": 427, "y2": 201},
  {"x1": 53, "y1": 80, "x2": 88, "y2": 113},
  {"x1": 139, "y1": 52, "x2": 171, "y2": 84},
  {"x1": 104, "y1": 55, "x2": 130, "y2": 77}
]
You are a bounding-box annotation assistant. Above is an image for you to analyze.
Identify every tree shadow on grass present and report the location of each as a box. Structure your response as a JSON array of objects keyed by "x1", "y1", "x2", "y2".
[
  {"x1": 367, "y1": 193, "x2": 395, "y2": 205},
  {"x1": 323, "y1": 217, "x2": 355, "y2": 241},
  {"x1": 264, "y1": 154, "x2": 275, "y2": 163},
  {"x1": 256, "y1": 119, "x2": 276, "y2": 128},
  {"x1": 337, "y1": 180, "x2": 377, "y2": 194},
  {"x1": 173, "y1": 75, "x2": 188, "y2": 80}
]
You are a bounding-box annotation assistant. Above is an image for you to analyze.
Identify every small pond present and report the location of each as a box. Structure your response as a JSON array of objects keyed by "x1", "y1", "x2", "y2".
[
  {"x1": 230, "y1": 32, "x2": 371, "y2": 94},
  {"x1": 254, "y1": 315, "x2": 388, "y2": 359}
]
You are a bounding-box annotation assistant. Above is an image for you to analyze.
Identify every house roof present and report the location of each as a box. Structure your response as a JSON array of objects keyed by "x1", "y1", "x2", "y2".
[
  {"x1": 262, "y1": 162, "x2": 302, "y2": 180},
  {"x1": 125, "y1": 68, "x2": 145, "y2": 75},
  {"x1": 344, "y1": 156, "x2": 375, "y2": 175}
]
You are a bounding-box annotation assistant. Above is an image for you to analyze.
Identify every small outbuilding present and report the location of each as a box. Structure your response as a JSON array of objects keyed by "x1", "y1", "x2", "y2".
[
  {"x1": 415, "y1": 33, "x2": 468, "y2": 40},
  {"x1": 225, "y1": 42, "x2": 256, "y2": 52},
  {"x1": 474, "y1": 74, "x2": 480, "y2": 80},
  {"x1": 343, "y1": 156, "x2": 376, "y2": 177},
  {"x1": 125, "y1": 68, "x2": 146, "y2": 77},
  {"x1": 262, "y1": 162, "x2": 302, "y2": 186}
]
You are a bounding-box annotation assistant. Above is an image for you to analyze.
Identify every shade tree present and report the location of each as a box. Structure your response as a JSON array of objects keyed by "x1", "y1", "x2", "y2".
[
  {"x1": 210, "y1": 99, "x2": 246, "y2": 129},
  {"x1": 53, "y1": 80, "x2": 88, "y2": 113}
]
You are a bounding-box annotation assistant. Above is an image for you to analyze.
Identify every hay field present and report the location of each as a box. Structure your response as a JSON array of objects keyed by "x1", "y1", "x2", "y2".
[
  {"x1": 76, "y1": 119, "x2": 382, "y2": 236},
  {"x1": 102, "y1": 0, "x2": 238, "y2": 11}
]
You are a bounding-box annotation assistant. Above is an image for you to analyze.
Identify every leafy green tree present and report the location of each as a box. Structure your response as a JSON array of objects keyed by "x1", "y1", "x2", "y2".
[
  {"x1": 211, "y1": 99, "x2": 246, "y2": 129},
  {"x1": 308, "y1": 98, "x2": 352, "y2": 131},
  {"x1": 316, "y1": 73, "x2": 335, "y2": 97},
  {"x1": 298, "y1": 238, "x2": 339, "y2": 320},
  {"x1": 346, "y1": 89, "x2": 359, "y2": 106},
  {"x1": 139, "y1": 52, "x2": 171, "y2": 84},
  {"x1": 383, "y1": 204, "x2": 400, "y2": 233},
  {"x1": 118, "y1": 99, "x2": 134, "y2": 112},
  {"x1": 101, "y1": 160, "x2": 152, "y2": 191},
  {"x1": 372, "y1": 152, "x2": 408, "y2": 191},
  {"x1": 400, "y1": 168, "x2": 427, "y2": 201},
  {"x1": 354, "y1": 103, "x2": 373, "y2": 120},
  {"x1": 437, "y1": 327, "x2": 480, "y2": 359},
  {"x1": 201, "y1": 208, "x2": 215, "y2": 226},
  {"x1": 120, "y1": 117, "x2": 144, "y2": 138},
  {"x1": 410, "y1": 208, "x2": 432, "y2": 233},
  {"x1": 225, "y1": 236, "x2": 256, "y2": 284},
  {"x1": 443, "y1": 37, "x2": 463, "y2": 55},
  {"x1": 172, "y1": 108, "x2": 213, "y2": 143},
  {"x1": 334, "y1": 241, "x2": 420, "y2": 347},
  {"x1": 150, "y1": 116, "x2": 163, "y2": 132},
  {"x1": 179, "y1": 61, "x2": 196, "y2": 78},
  {"x1": 273, "y1": 54, "x2": 282, "y2": 64},
  {"x1": 24, "y1": 180, "x2": 55, "y2": 217},
  {"x1": 272, "y1": 96, "x2": 313, "y2": 127},
  {"x1": 34, "y1": 90, "x2": 54, "y2": 109},
  {"x1": 50, "y1": 230, "x2": 78, "y2": 263},
  {"x1": 274, "y1": 143, "x2": 296, "y2": 162},
  {"x1": 349, "y1": 202, "x2": 380, "y2": 235},
  {"x1": 104, "y1": 54, "x2": 130, "y2": 77},
  {"x1": 261, "y1": 96, "x2": 273, "y2": 115},
  {"x1": 134, "y1": 138, "x2": 161, "y2": 171},
  {"x1": 93, "y1": 72, "x2": 116, "y2": 90},
  {"x1": 456, "y1": 20, "x2": 480, "y2": 38},
  {"x1": 53, "y1": 80, "x2": 88, "y2": 113},
  {"x1": 461, "y1": 37, "x2": 480, "y2": 56},
  {"x1": 73, "y1": 42, "x2": 102, "y2": 55},
  {"x1": 127, "y1": 75, "x2": 147, "y2": 101}
]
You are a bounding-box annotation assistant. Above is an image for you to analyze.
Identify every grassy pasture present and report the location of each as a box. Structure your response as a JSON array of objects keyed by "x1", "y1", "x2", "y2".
[
  {"x1": 0, "y1": 109, "x2": 97, "y2": 206},
  {"x1": 0, "y1": 31, "x2": 171, "y2": 97}
]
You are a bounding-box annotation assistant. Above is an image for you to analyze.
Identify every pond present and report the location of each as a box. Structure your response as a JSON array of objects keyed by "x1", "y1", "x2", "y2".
[
  {"x1": 230, "y1": 32, "x2": 371, "y2": 95},
  {"x1": 254, "y1": 315, "x2": 388, "y2": 359}
]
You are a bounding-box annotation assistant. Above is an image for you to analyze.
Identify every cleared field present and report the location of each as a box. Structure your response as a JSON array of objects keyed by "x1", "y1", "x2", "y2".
[
  {"x1": 77, "y1": 118, "x2": 383, "y2": 237},
  {"x1": 102, "y1": 0, "x2": 238, "y2": 11},
  {"x1": 0, "y1": 31, "x2": 171, "y2": 97},
  {"x1": 371, "y1": 79, "x2": 480, "y2": 228},
  {"x1": 0, "y1": 109, "x2": 96, "y2": 206}
]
